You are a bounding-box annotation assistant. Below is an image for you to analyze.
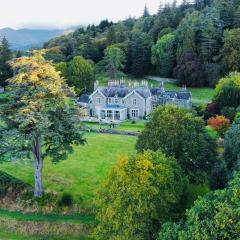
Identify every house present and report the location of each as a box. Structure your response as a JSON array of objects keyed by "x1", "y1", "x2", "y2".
[{"x1": 76, "y1": 80, "x2": 192, "y2": 122}]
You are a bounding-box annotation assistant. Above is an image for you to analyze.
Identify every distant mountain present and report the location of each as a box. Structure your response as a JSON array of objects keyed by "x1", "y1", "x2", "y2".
[{"x1": 0, "y1": 28, "x2": 74, "y2": 50}]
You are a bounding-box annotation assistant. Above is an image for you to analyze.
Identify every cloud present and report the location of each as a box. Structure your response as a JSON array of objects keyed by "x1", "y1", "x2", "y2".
[{"x1": 0, "y1": 0, "x2": 180, "y2": 29}]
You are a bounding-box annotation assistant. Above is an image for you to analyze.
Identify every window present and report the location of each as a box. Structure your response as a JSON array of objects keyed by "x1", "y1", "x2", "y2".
[
  {"x1": 107, "y1": 98, "x2": 112, "y2": 104},
  {"x1": 114, "y1": 98, "x2": 119, "y2": 104},
  {"x1": 133, "y1": 98, "x2": 137, "y2": 105},
  {"x1": 131, "y1": 109, "x2": 139, "y2": 118},
  {"x1": 107, "y1": 110, "x2": 113, "y2": 119},
  {"x1": 97, "y1": 97, "x2": 101, "y2": 104}
]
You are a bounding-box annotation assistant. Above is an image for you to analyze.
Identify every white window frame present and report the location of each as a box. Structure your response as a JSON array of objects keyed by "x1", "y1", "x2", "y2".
[
  {"x1": 131, "y1": 109, "x2": 139, "y2": 118},
  {"x1": 96, "y1": 97, "x2": 101, "y2": 104}
]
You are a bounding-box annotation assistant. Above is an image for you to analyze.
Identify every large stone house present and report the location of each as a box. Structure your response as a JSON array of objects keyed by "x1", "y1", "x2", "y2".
[{"x1": 77, "y1": 80, "x2": 192, "y2": 122}]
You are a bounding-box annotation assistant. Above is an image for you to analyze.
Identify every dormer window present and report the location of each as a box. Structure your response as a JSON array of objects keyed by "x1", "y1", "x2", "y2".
[
  {"x1": 97, "y1": 97, "x2": 101, "y2": 104},
  {"x1": 133, "y1": 98, "x2": 137, "y2": 105}
]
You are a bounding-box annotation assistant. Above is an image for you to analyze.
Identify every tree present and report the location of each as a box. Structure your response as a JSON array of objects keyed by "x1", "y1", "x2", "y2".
[
  {"x1": 224, "y1": 120, "x2": 240, "y2": 172},
  {"x1": 174, "y1": 51, "x2": 206, "y2": 87},
  {"x1": 96, "y1": 45, "x2": 126, "y2": 79},
  {"x1": 158, "y1": 172, "x2": 240, "y2": 240},
  {"x1": 94, "y1": 151, "x2": 187, "y2": 240},
  {"x1": 67, "y1": 56, "x2": 95, "y2": 95},
  {"x1": 136, "y1": 106, "x2": 217, "y2": 183},
  {"x1": 214, "y1": 72, "x2": 240, "y2": 108},
  {"x1": 0, "y1": 51, "x2": 85, "y2": 197},
  {"x1": 200, "y1": 7, "x2": 223, "y2": 63},
  {"x1": 221, "y1": 29, "x2": 240, "y2": 73},
  {"x1": 152, "y1": 33, "x2": 176, "y2": 77},
  {"x1": 130, "y1": 32, "x2": 152, "y2": 77},
  {"x1": 208, "y1": 115, "x2": 231, "y2": 136},
  {"x1": 0, "y1": 37, "x2": 13, "y2": 88},
  {"x1": 143, "y1": 4, "x2": 150, "y2": 18}
]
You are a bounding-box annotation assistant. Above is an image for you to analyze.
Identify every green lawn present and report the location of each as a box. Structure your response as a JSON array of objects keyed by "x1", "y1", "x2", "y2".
[
  {"x1": 84, "y1": 120, "x2": 146, "y2": 132},
  {"x1": 0, "y1": 133, "x2": 136, "y2": 205},
  {"x1": 0, "y1": 209, "x2": 95, "y2": 224}
]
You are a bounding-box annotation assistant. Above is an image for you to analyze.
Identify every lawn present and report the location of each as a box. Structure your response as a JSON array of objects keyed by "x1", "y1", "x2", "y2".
[
  {"x1": 84, "y1": 120, "x2": 146, "y2": 132},
  {"x1": 0, "y1": 133, "x2": 137, "y2": 205}
]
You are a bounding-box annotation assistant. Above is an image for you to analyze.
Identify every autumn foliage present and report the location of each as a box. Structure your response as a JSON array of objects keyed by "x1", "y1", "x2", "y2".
[{"x1": 208, "y1": 115, "x2": 231, "y2": 136}]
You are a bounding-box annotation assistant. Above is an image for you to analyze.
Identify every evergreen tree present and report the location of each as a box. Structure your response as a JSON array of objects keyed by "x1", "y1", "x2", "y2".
[
  {"x1": 143, "y1": 4, "x2": 150, "y2": 18},
  {"x1": 200, "y1": 7, "x2": 223, "y2": 63},
  {"x1": 130, "y1": 32, "x2": 152, "y2": 77},
  {"x1": 0, "y1": 37, "x2": 13, "y2": 88}
]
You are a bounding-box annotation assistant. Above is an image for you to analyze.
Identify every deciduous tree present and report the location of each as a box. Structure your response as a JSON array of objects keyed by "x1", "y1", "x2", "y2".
[
  {"x1": 0, "y1": 51, "x2": 85, "y2": 197},
  {"x1": 94, "y1": 151, "x2": 187, "y2": 240},
  {"x1": 136, "y1": 106, "x2": 217, "y2": 183}
]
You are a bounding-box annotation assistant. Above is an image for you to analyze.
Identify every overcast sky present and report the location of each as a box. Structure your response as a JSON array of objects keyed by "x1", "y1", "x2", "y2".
[{"x1": 0, "y1": 0, "x2": 182, "y2": 29}]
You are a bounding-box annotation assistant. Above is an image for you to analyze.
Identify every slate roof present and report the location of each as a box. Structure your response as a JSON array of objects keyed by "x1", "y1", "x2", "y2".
[
  {"x1": 77, "y1": 94, "x2": 90, "y2": 103},
  {"x1": 100, "y1": 86, "x2": 131, "y2": 98},
  {"x1": 151, "y1": 88, "x2": 192, "y2": 100}
]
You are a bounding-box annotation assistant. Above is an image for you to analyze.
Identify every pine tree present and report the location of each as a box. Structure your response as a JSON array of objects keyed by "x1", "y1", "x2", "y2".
[
  {"x1": 0, "y1": 37, "x2": 13, "y2": 87},
  {"x1": 200, "y1": 7, "x2": 223, "y2": 63},
  {"x1": 143, "y1": 4, "x2": 150, "y2": 18}
]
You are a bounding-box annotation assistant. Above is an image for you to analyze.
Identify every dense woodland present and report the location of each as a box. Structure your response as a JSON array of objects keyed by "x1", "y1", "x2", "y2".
[
  {"x1": 42, "y1": 0, "x2": 240, "y2": 89},
  {"x1": 1, "y1": 0, "x2": 240, "y2": 239}
]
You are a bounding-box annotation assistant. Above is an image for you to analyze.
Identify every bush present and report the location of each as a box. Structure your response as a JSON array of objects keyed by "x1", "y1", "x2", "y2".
[
  {"x1": 204, "y1": 63, "x2": 220, "y2": 87},
  {"x1": 221, "y1": 106, "x2": 236, "y2": 122},
  {"x1": 214, "y1": 72, "x2": 240, "y2": 108},
  {"x1": 57, "y1": 193, "x2": 73, "y2": 207},
  {"x1": 206, "y1": 125, "x2": 219, "y2": 140},
  {"x1": 208, "y1": 115, "x2": 231, "y2": 136}
]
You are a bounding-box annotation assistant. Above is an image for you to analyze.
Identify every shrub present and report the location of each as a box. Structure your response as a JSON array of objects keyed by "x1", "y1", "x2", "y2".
[
  {"x1": 208, "y1": 115, "x2": 231, "y2": 136},
  {"x1": 221, "y1": 106, "x2": 236, "y2": 122},
  {"x1": 214, "y1": 72, "x2": 240, "y2": 108},
  {"x1": 57, "y1": 193, "x2": 73, "y2": 207}
]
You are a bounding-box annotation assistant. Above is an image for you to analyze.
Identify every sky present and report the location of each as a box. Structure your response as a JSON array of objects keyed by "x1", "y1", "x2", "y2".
[{"x1": 0, "y1": 0, "x2": 181, "y2": 29}]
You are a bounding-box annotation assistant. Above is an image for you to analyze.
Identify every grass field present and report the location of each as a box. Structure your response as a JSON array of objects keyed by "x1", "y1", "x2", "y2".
[
  {"x1": 0, "y1": 133, "x2": 137, "y2": 205},
  {"x1": 84, "y1": 120, "x2": 146, "y2": 132}
]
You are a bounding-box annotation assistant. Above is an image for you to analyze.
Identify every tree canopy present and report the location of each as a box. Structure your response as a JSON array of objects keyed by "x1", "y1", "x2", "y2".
[
  {"x1": 0, "y1": 51, "x2": 85, "y2": 197},
  {"x1": 94, "y1": 150, "x2": 187, "y2": 240},
  {"x1": 136, "y1": 106, "x2": 217, "y2": 183}
]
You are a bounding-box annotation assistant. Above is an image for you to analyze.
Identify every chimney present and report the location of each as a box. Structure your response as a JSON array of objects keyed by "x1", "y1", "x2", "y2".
[
  {"x1": 94, "y1": 80, "x2": 99, "y2": 90},
  {"x1": 160, "y1": 81, "x2": 165, "y2": 92}
]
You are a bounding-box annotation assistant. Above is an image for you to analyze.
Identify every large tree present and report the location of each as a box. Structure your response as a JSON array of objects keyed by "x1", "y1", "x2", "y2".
[
  {"x1": 96, "y1": 45, "x2": 126, "y2": 79},
  {"x1": 221, "y1": 29, "x2": 240, "y2": 73},
  {"x1": 158, "y1": 172, "x2": 240, "y2": 240},
  {"x1": 130, "y1": 32, "x2": 152, "y2": 77},
  {"x1": 0, "y1": 37, "x2": 13, "y2": 88},
  {"x1": 94, "y1": 151, "x2": 187, "y2": 240},
  {"x1": 65, "y1": 56, "x2": 94, "y2": 95},
  {"x1": 0, "y1": 51, "x2": 85, "y2": 197},
  {"x1": 152, "y1": 33, "x2": 176, "y2": 77},
  {"x1": 136, "y1": 106, "x2": 217, "y2": 183}
]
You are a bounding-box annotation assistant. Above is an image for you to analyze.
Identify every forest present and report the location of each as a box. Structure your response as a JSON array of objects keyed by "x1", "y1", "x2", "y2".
[{"x1": 42, "y1": 0, "x2": 240, "y2": 89}]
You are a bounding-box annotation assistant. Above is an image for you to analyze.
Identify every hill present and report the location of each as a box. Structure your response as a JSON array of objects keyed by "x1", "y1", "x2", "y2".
[{"x1": 0, "y1": 28, "x2": 71, "y2": 50}]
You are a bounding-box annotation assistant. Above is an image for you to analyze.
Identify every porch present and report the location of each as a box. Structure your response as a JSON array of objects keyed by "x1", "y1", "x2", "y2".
[{"x1": 98, "y1": 106, "x2": 127, "y2": 122}]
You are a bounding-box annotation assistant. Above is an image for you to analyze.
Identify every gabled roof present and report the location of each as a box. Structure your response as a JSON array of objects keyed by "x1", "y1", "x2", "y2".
[
  {"x1": 77, "y1": 93, "x2": 90, "y2": 103},
  {"x1": 151, "y1": 88, "x2": 192, "y2": 100}
]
